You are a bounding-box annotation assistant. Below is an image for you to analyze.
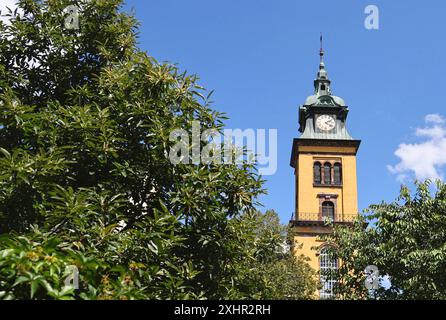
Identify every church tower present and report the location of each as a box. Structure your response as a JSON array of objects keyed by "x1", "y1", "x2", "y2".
[{"x1": 289, "y1": 39, "x2": 360, "y2": 299}]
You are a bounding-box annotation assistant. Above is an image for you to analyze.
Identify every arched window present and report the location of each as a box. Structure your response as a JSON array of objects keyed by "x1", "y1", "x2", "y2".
[
  {"x1": 324, "y1": 162, "x2": 332, "y2": 185},
  {"x1": 319, "y1": 247, "x2": 338, "y2": 299},
  {"x1": 334, "y1": 163, "x2": 342, "y2": 185},
  {"x1": 322, "y1": 201, "x2": 335, "y2": 220},
  {"x1": 313, "y1": 162, "x2": 322, "y2": 184}
]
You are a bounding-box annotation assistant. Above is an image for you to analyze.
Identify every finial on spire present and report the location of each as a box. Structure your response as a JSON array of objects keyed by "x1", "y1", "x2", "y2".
[{"x1": 319, "y1": 33, "x2": 324, "y2": 64}]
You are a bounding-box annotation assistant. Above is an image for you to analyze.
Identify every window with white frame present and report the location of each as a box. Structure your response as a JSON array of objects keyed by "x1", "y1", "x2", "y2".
[{"x1": 319, "y1": 247, "x2": 338, "y2": 299}]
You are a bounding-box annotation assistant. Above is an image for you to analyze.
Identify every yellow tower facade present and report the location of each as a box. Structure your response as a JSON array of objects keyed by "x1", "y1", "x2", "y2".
[{"x1": 289, "y1": 43, "x2": 360, "y2": 299}]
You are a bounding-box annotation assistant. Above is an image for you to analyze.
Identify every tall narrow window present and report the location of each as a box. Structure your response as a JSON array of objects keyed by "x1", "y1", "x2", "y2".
[
  {"x1": 334, "y1": 163, "x2": 342, "y2": 185},
  {"x1": 322, "y1": 201, "x2": 335, "y2": 220},
  {"x1": 314, "y1": 162, "x2": 322, "y2": 184},
  {"x1": 324, "y1": 162, "x2": 332, "y2": 185},
  {"x1": 319, "y1": 247, "x2": 338, "y2": 299}
]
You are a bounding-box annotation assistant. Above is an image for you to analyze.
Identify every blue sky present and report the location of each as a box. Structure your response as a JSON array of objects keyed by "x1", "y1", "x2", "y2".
[{"x1": 120, "y1": 0, "x2": 446, "y2": 223}]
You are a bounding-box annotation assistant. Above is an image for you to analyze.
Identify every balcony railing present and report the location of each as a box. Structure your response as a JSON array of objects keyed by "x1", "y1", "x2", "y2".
[{"x1": 291, "y1": 212, "x2": 358, "y2": 223}]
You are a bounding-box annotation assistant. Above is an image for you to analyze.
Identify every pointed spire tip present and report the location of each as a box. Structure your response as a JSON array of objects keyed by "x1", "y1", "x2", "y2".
[{"x1": 319, "y1": 33, "x2": 324, "y2": 63}]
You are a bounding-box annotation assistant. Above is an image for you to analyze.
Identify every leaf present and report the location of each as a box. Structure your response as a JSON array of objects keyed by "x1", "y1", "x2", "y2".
[
  {"x1": 147, "y1": 241, "x2": 158, "y2": 255},
  {"x1": 30, "y1": 280, "x2": 39, "y2": 299},
  {"x1": 0, "y1": 249, "x2": 14, "y2": 259},
  {"x1": 13, "y1": 276, "x2": 30, "y2": 287},
  {"x1": 0, "y1": 147, "x2": 11, "y2": 159}
]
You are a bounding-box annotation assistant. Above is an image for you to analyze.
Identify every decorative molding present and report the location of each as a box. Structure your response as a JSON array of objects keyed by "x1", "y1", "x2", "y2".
[
  {"x1": 290, "y1": 138, "x2": 361, "y2": 168},
  {"x1": 296, "y1": 138, "x2": 361, "y2": 148},
  {"x1": 314, "y1": 183, "x2": 343, "y2": 188},
  {"x1": 317, "y1": 194, "x2": 338, "y2": 199}
]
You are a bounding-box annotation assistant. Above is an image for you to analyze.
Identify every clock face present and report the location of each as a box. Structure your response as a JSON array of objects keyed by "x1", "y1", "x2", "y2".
[{"x1": 316, "y1": 114, "x2": 336, "y2": 131}]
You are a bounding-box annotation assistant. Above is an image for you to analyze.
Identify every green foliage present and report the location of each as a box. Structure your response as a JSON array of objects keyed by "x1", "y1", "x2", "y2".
[
  {"x1": 0, "y1": 0, "x2": 316, "y2": 299},
  {"x1": 0, "y1": 230, "x2": 150, "y2": 300},
  {"x1": 258, "y1": 255, "x2": 317, "y2": 300},
  {"x1": 224, "y1": 210, "x2": 317, "y2": 300},
  {"x1": 325, "y1": 180, "x2": 446, "y2": 300}
]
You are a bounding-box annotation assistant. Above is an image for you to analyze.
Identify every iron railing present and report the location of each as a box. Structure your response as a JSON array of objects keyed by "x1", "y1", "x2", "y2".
[{"x1": 291, "y1": 212, "x2": 358, "y2": 223}]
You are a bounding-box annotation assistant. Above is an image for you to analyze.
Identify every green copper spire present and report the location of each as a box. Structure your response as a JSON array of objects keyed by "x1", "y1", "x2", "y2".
[{"x1": 297, "y1": 36, "x2": 354, "y2": 140}]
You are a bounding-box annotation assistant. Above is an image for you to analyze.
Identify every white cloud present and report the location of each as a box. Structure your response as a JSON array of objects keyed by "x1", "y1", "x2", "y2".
[
  {"x1": 416, "y1": 125, "x2": 446, "y2": 140},
  {"x1": 388, "y1": 114, "x2": 446, "y2": 181},
  {"x1": 0, "y1": 0, "x2": 18, "y2": 25},
  {"x1": 425, "y1": 113, "x2": 444, "y2": 124}
]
